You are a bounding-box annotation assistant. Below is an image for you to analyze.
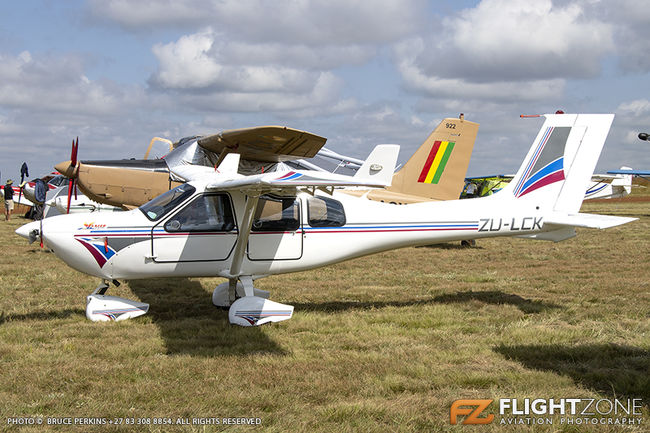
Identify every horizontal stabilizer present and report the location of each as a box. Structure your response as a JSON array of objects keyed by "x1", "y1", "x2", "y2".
[
  {"x1": 353, "y1": 144, "x2": 399, "y2": 186},
  {"x1": 545, "y1": 213, "x2": 637, "y2": 229},
  {"x1": 518, "y1": 227, "x2": 576, "y2": 242}
]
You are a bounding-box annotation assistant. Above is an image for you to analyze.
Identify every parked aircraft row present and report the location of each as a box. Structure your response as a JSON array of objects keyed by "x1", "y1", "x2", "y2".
[
  {"x1": 15, "y1": 113, "x2": 636, "y2": 326},
  {"x1": 461, "y1": 167, "x2": 636, "y2": 200}
]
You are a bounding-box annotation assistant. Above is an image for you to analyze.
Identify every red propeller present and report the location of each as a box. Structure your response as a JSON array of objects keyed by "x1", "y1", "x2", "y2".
[{"x1": 66, "y1": 137, "x2": 79, "y2": 214}]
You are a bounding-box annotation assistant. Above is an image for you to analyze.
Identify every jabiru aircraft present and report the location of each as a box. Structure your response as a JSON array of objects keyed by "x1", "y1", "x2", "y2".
[{"x1": 16, "y1": 113, "x2": 636, "y2": 326}]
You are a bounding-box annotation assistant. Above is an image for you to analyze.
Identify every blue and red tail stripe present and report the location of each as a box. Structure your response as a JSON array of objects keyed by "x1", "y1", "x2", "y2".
[{"x1": 514, "y1": 127, "x2": 553, "y2": 196}]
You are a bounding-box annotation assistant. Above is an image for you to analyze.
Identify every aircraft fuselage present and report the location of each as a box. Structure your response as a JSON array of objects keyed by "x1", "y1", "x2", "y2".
[{"x1": 23, "y1": 181, "x2": 546, "y2": 282}]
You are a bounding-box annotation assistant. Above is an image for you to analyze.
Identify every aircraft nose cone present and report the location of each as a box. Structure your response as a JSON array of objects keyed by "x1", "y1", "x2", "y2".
[
  {"x1": 15, "y1": 220, "x2": 41, "y2": 243},
  {"x1": 55, "y1": 160, "x2": 77, "y2": 178}
]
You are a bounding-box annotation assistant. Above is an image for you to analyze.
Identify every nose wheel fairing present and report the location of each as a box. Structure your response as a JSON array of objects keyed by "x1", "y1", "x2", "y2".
[
  {"x1": 82, "y1": 277, "x2": 293, "y2": 326},
  {"x1": 85, "y1": 280, "x2": 149, "y2": 322},
  {"x1": 86, "y1": 294, "x2": 149, "y2": 322}
]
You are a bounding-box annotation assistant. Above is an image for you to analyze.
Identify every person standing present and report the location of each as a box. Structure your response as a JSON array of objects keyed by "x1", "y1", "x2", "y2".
[{"x1": 3, "y1": 179, "x2": 14, "y2": 221}]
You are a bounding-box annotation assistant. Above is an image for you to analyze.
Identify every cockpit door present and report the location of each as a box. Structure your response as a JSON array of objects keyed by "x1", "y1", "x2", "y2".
[
  {"x1": 247, "y1": 195, "x2": 302, "y2": 260},
  {"x1": 151, "y1": 193, "x2": 237, "y2": 262}
]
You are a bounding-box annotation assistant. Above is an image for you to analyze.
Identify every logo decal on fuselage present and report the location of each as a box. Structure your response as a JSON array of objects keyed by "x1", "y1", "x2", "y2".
[
  {"x1": 76, "y1": 237, "x2": 115, "y2": 268},
  {"x1": 82, "y1": 222, "x2": 107, "y2": 230}
]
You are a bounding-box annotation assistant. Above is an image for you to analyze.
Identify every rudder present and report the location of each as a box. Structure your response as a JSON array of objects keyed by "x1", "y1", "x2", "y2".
[
  {"x1": 387, "y1": 115, "x2": 478, "y2": 201},
  {"x1": 500, "y1": 114, "x2": 614, "y2": 214}
]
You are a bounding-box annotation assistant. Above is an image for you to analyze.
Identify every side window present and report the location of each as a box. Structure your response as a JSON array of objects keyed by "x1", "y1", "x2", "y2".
[
  {"x1": 252, "y1": 195, "x2": 300, "y2": 232},
  {"x1": 164, "y1": 194, "x2": 235, "y2": 232},
  {"x1": 307, "y1": 196, "x2": 346, "y2": 227},
  {"x1": 49, "y1": 176, "x2": 67, "y2": 187}
]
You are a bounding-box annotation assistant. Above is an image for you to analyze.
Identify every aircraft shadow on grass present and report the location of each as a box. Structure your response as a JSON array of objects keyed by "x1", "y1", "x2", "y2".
[
  {"x1": 291, "y1": 290, "x2": 559, "y2": 315},
  {"x1": 0, "y1": 308, "x2": 84, "y2": 324},
  {"x1": 494, "y1": 343, "x2": 650, "y2": 401},
  {"x1": 418, "y1": 243, "x2": 484, "y2": 250},
  {"x1": 432, "y1": 290, "x2": 562, "y2": 314},
  {"x1": 127, "y1": 278, "x2": 288, "y2": 357}
]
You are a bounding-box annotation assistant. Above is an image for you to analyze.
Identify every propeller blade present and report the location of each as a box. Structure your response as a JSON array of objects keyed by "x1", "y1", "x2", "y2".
[
  {"x1": 66, "y1": 137, "x2": 79, "y2": 213},
  {"x1": 67, "y1": 179, "x2": 74, "y2": 214},
  {"x1": 39, "y1": 217, "x2": 43, "y2": 249},
  {"x1": 70, "y1": 137, "x2": 78, "y2": 167}
]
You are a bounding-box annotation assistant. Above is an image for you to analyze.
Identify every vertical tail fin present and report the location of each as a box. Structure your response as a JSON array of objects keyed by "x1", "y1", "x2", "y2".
[
  {"x1": 611, "y1": 166, "x2": 633, "y2": 196},
  {"x1": 500, "y1": 113, "x2": 614, "y2": 213},
  {"x1": 387, "y1": 115, "x2": 478, "y2": 200}
]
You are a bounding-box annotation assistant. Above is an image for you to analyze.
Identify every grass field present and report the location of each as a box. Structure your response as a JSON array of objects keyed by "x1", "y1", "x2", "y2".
[{"x1": 0, "y1": 197, "x2": 648, "y2": 432}]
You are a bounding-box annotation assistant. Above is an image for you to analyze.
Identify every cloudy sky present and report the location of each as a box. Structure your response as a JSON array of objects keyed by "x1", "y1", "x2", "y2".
[{"x1": 1, "y1": 0, "x2": 649, "y2": 180}]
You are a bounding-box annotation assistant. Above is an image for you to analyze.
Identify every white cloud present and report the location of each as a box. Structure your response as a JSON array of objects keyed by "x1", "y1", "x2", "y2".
[
  {"x1": 150, "y1": 30, "x2": 223, "y2": 89},
  {"x1": 395, "y1": 37, "x2": 566, "y2": 105},
  {"x1": 391, "y1": 0, "x2": 616, "y2": 113},
  {"x1": 87, "y1": 0, "x2": 212, "y2": 29},
  {"x1": 89, "y1": 0, "x2": 425, "y2": 45},
  {"x1": 169, "y1": 71, "x2": 358, "y2": 115},
  {"x1": 617, "y1": 99, "x2": 650, "y2": 118},
  {"x1": 586, "y1": 0, "x2": 650, "y2": 73},
  {"x1": 151, "y1": 31, "x2": 320, "y2": 93},
  {"x1": 432, "y1": 0, "x2": 614, "y2": 81},
  {"x1": 0, "y1": 51, "x2": 140, "y2": 116},
  {"x1": 149, "y1": 28, "x2": 362, "y2": 115}
]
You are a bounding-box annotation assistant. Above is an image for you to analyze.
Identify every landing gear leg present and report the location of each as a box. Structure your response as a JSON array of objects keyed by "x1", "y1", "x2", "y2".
[
  {"x1": 85, "y1": 279, "x2": 149, "y2": 322},
  {"x1": 212, "y1": 276, "x2": 293, "y2": 326}
]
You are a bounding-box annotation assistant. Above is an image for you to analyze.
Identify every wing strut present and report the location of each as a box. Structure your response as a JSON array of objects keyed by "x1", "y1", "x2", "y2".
[{"x1": 227, "y1": 193, "x2": 260, "y2": 303}]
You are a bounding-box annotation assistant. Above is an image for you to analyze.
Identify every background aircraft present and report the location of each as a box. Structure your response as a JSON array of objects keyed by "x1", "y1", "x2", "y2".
[
  {"x1": 461, "y1": 168, "x2": 635, "y2": 200},
  {"x1": 16, "y1": 113, "x2": 635, "y2": 326},
  {"x1": 54, "y1": 115, "x2": 477, "y2": 209},
  {"x1": 606, "y1": 132, "x2": 650, "y2": 179}
]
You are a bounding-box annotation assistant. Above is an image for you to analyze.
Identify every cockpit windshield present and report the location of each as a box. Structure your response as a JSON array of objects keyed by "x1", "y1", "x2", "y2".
[
  {"x1": 139, "y1": 184, "x2": 196, "y2": 221},
  {"x1": 48, "y1": 175, "x2": 67, "y2": 187}
]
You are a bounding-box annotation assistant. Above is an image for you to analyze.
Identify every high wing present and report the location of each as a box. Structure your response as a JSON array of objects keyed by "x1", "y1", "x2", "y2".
[
  {"x1": 464, "y1": 174, "x2": 513, "y2": 181},
  {"x1": 607, "y1": 169, "x2": 650, "y2": 176},
  {"x1": 197, "y1": 126, "x2": 327, "y2": 164},
  {"x1": 173, "y1": 145, "x2": 400, "y2": 195},
  {"x1": 203, "y1": 145, "x2": 399, "y2": 288},
  {"x1": 590, "y1": 174, "x2": 619, "y2": 182},
  {"x1": 206, "y1": 168, "x2": 391, "y2": 194}
]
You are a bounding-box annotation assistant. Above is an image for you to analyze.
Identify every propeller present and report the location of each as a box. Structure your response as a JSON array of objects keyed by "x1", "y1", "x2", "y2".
[{"x1": 65, "y1": 137, "x2": 79, "y2": 214}]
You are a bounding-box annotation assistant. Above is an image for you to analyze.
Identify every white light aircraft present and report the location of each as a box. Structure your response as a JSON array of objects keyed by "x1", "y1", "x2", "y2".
[
  {"x1": 16, "y1": 113, "x2": 636, "y2": 326},
  {"x1": 585, "y1": 167, "x2": 633, "y2": 200}
]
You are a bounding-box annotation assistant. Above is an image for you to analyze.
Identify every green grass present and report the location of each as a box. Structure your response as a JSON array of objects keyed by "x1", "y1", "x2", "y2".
[{"x1": 0, "y1": 198, "x2": 648, "y2": 432}]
